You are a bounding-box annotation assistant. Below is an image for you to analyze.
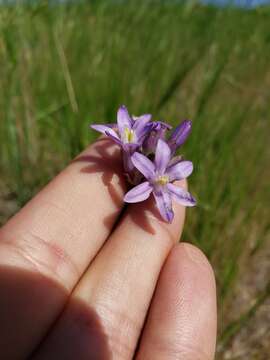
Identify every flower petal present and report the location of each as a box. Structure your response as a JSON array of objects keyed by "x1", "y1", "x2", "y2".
[
  {"x1": 122, "y1": 151, "x2": 134, "y2": 174},
  {"x1": 104, "y1": 131, "x2": 122, "y2": 146},
  {"x1": 143, "y1": 121, "x2": 171, "y2": 153},
  {"x1": 133, "y1": 114, "x2": 152, "y2": 143},
  {"x1": 151, "y1": 121, "x2": 172, "y2": 131},
  {"x1": 131, "y1": 152, "x2": 155, "y2": 180},
  {"x1": 155, "y1": 139, "x2": 171, "y2": 175},
  {"x1": 122, "y1": 143, "x2": 139, "y2": 154},
  {"x1": 91, "y1": 124, "x2": 122, "y2": 146},
  {"x1": 91, "y1": 124, "x2": 118, "y2": 136},
  {"x1": 166, "y1": 161, "x2": 193, "y2": 181},
  {"x1": 167, "y1": 120, "x2": 192, "y2": 153},
  {"x1": 117, "y1": 105, "x2": 132, "y2": 134},
  {"x1": 167, "y1": 155, "x2": 183, "y2": 168},
  {"x1": 167, "y1": 183, "x2": 196, "y2": 207},
  {"x1": 133, "y1": 114, "x2": 152, "y2": 124},
  {"x1": 153, "y1": 189, "x2": 174, "y2": 223},
  {"x1": 124, "y1": 181, "x2": 153, "y2": 203}
]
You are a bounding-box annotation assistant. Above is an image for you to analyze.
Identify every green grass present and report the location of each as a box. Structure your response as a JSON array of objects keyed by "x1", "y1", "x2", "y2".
[{"x1": 0, "y1": 1, "x2": 269, "y2": 355}]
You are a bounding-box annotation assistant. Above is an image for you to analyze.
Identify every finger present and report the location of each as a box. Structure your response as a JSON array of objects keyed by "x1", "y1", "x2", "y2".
[
  {"x1": 32, "y1": 181, "x2": 187, "y2": 360},
  {"x1": 136, "y1": 243, "x2": 217, "y2": 360},
  {"x1": 0, "y1": 138, "x2": 126, "y2": 359}
]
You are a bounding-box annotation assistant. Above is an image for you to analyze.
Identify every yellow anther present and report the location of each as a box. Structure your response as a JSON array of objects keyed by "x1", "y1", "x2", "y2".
[
  {"x1": 124, "y1": 127, "x2": 135, "y2": 143},
  {"x1": 156, "y1": 175, "x2": 169, "y2": 186}
]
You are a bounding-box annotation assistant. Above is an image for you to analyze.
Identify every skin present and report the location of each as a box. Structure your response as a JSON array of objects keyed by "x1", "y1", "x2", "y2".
[{"x1": 0, "y1": 138, "x2": 217, "y2": 360}]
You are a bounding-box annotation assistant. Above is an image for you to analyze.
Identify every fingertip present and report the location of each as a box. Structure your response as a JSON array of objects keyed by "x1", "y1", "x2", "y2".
[
  {"x1": 136, "y1": 242, "x2": 217, "y2": 360},
  {"x1": 173, "y1": 242, "x2": 216, "y2": 283}
]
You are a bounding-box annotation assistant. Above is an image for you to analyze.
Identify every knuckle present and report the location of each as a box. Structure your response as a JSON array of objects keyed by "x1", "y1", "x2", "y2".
[{"x1": 0, "y1": 228, "x2": 79, "y2": 288}]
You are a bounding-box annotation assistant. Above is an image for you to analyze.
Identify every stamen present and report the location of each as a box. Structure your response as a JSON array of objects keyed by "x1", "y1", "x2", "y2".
[
  {"x1": 155, "y1": 175, "x2": 169, "y2": 186},
  {"x1": 124, "y1": 127, "x2": 135, "y2": 143}
]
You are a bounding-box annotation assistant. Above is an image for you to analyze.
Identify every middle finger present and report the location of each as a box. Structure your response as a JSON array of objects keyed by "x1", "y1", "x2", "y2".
[{"x1": 33, "y1": 180, "x2": 187, "y2": 360}]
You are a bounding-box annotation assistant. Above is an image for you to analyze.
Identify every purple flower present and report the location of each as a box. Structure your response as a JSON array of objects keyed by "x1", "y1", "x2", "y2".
[
  {"x1": 167, "y1": 120, "x2": 192, "y2": 155},
  {"x1": 143, "y1": 121, "x2": 172, "y2": 154},
  {"x1": 91, "y1": 106, "x2": 152, "y2": 177},
  {"x1": 91, "y1": 105, "x2": 152, "y2": 151},
  {"x1": 91, "y1": 106, "x2": 196, "y2": 220},
  {"x1": 124, "y1": 139, "x2": 196, "y2": 223}
]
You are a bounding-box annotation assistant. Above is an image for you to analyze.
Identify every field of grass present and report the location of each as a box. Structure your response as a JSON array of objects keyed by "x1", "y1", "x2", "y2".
[{"x1": 0, "y1": 1, "x2": 269, "y2": 358}]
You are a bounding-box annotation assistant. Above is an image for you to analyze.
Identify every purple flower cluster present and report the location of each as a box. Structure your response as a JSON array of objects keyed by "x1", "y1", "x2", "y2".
[{"x1": 91, "y1": 105, "x2": 196, "y2": 223}]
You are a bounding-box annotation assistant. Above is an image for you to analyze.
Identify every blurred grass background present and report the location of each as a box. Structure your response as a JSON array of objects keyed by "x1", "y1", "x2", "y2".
[{"x1": 0, "y1": 1, "x2": 269, "y2": 358}]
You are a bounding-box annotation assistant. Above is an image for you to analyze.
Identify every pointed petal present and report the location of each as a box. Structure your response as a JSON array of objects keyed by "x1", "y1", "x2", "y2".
[
  {"x1": 168, "y1": 120, "x2": 192, "y2": 153},
  {"x1": 133, "y1": 114, "x2": 152, "y2": 124},
  {"x1": 166, "y1": 161, "x2": 193, "y2": 181},
  {"x1": 155, "y1": 139, "x2": 171, "y2": 175},
  {"x1": 151, "y1": 121, "x2": 172, "y2": 131},
  {"x1": 91, "y1": 124, "x2": 122, "y2": 146},
  {"x1": 107, "y1": 123, "x2": 118, "y2": 129},
  {"x1": 104, "y1": 131, "x2": 122, "y2": 146},
  {"x1": 124, "y1": 182, "x2": 153, "y2": 203},
  {"x1": 133, "y1": 114, "x2": 152, "y2": 132},
  {"x1": 131, "y1": 152, "x2": 155, "y2": 180},
  {"x1": 133, "y1": 114, "x2": 152, "y2": 143},
  {"x1": 167, "y1": 155, "x2": 183, "y2": 168},
  {"x1": 117, "y1": 105, "x2": 132, "y2": 134},
  {"x1": 142, "y1": 121, "x2": 171, "y2": 153},
  {"x1": 153, "y1": 189, "x2": 174, "y2": 223},
  {"x1": 91, "y1": 124, "x2": 118, "y2": 136},
  {"x1": 167, "y1": 183, "x2": 196, "y2": 207},
  {"x1": 102, "y1": 123, "x2": 118, "y2": 129}
]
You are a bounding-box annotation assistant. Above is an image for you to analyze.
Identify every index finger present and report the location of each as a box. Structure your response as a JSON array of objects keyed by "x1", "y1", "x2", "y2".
[{"x1": 0, "y1": 138, "x2": 126, "y2": 359}]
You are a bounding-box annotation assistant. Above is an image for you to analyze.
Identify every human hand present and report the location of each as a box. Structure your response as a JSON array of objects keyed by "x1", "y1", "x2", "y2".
[{"x1": 0, "y1": 138, "x2": 216, "y2": 359}]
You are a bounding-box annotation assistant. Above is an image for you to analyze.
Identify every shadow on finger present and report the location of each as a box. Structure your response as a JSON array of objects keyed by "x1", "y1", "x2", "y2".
[
  {"x1": 73, "y1": 138, "x2": 127, "y2": 231},
  {"x1": 0, "y1": 265, "x2": 112, "y2": 360}
]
